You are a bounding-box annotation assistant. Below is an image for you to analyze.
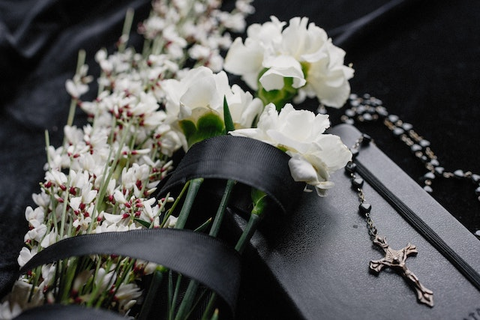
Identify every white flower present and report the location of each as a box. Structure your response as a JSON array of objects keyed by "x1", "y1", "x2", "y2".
[
  {"x1": 260, "y1": 55, "x2": 306, "y2": 91},
  {"x1": 287, "y1": 134, "x2": 352, "y2": 196},
  {"x1": 72, "y1": 215, "x2": 92, "y2": 233},
  {"x1": 24, "y1": 224, "x2": 47, "y2": 243},
  {"x1": 65, "y1": 79, "x2": 89, "y2": 99},
  {"x1": 103, "y1": 212, "x2": 124, "y2": 225},
  {"x1": 121, "y1": 163, "x2": 150, "y2": 190},
  {"x1": 32, "y1": 191, "x2": 50, "y2": 208},
  {"x1": 17, "y1": 247, "x2": 37, "y2": 267},
  {"x1": 230, "y1": 103, "x2": 329, "y2": 152},
  {"x1": 40, "y1": 230, "x2": 58, "y2": 248},
  {"x1": 164, "y1": 215, "x2": 178, "y2": 228},
  {"x1": 224, "y1": 16, "x2": 285, "y2": 89},
  {"x1": 231, "y1": 104, "x2": 351, "y2": 195},
  {"x1": 0, "y1": 300, "x2": 22, "y2": 320},
  {"x1": 25, "y1": 206, "x2": 45, "y2": 228},
  {"x1": 224, "y1": 16, "x2": 354, "y2": 108},
  {"x1": 115, "y1": 283, "x2": 142, "y2": 313},
  {"x1": 162, "y1": 66, "x2": 263, "y2": 139},
  {"x1": 45, "y1": 170, "x2": 67, "y2": 187},
  {"x1": 1, "y1": 281, "x2": 43, "y2": 316},
  {"x1": 155, "y1": 124, "x2": 184, "y2": 157}
]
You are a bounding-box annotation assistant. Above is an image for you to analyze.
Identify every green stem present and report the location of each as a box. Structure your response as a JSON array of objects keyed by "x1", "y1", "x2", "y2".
[
  {"x1": 138, "y1": 268, "x2": 165, "y2": 320},
  {"x1": 201, "y1": 293, "x2": 217, "y2": 320},
  {"x1": 199, "y1": 179, "x2": 236, "y2": 319},
  {"x1": 210, "y1": 309, "x2": 220, "y2": 320},
  {"x1": 118, "y1": 8, "x2": 134, "y2": 53},
  {"x1": 174, "y1": 280, "x2": 200, "y2": 320},
  {"x1": 209, "y1": 179, "x2": 236, "y2": 237},
  {"x1": 234, "y1": 213, "x2": 263, "y2": 254},
  {"x1": 89, "y1": 121, "x2": 132, "y2": 233},
  {"x1": 66, "y1": 50, "x2": 86, "y2": 128},
  {"x1": 174, "y1": 178, "x2": 204, "y2": 229},
  {"x1": 167, "y1": 178, "x2": 203, "y2": 319},
  {"x1": 169, "y1": 273, "x2": 183, "y2": 320},
  {"x1": 60, "y1": 257, "x2": 79, "y2": 302},
  {"x1": 161, "y1": 183, "x2": 189, "y2": 227}
]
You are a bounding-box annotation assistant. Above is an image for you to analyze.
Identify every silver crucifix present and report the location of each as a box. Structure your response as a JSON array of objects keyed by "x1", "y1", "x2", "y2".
[{"x1": 369, "y1": 235, "x2": 434, "y2": 307}]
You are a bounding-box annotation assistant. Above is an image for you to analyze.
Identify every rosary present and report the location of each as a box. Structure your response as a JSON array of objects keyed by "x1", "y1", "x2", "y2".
[
  {"x1": 346, "y1": 134, "x2": 434, "y2": 307},
  {"x1": 331, "y1": 93, "x2": 480, "y2": 308},
  {"x1": 342, "y1": 93, "x2": 480, "y2": 201}
]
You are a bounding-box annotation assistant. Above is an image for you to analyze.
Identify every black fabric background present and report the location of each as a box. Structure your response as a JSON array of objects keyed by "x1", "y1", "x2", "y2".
[{"x1": 1, "y1": 0, "x2": 479, "y2": 318}]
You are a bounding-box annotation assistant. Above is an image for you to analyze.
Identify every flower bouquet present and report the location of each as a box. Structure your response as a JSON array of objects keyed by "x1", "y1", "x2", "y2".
[{"x1": 0, "y1": 0, "x2": 354, "y2": 319}]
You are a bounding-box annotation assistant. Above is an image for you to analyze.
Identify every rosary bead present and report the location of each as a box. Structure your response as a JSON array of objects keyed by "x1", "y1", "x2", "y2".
[
  {"x1": 429, "y1": 159, "x2": 440, "y2": 167},
  {"x1": 343, "y1": 118, "x2": 355, "y2": 125},
  {"x1": 345, "y1": 109, "x2": 356, "y2": 118},
  {"x1": 361, "y1": 134, "x2": 372, "y2": 146},
  {"x1": 388, "y1": 114, "x2": 399, "y2": 123},
  {"x1": 376, "y1": 106, "x2": 389, "y2": 118},
  {"x1": 363, "y1": 113, "x2": 373, "y2": 122},
  {"x1": 471, "y1": 174, "x2": 480, "y2": 184},
  {"x1": 370, "y1": 97, "x2": 383, "y2": 106},
  {"x1": 402, "y1": 123, "x2": 413, "y2": 131},
  {"x1": 411, "y1": 144, "x2": 423, "y2": 153},
  {"x1": 359, "y1": 203, "x2": 372, "y2": 215},
  {"x1": 419, "y1": 140, "x2": 431, "y2": 148},
  {"x1": 345, "y1": 162, "x2": 357, "y2": 174},
  {"x1": 393, "y1": 127, "x2": 405, "y2": 137},
  {"x1": 423, "y1": 185, "x2": 433, "y2": 193},
  {"x1": 434, "y1": 166, "x2": 445, "y2": 176},
  {"x1": 453, "y1": 169, "x2": 465, "y2": 179},
  {"x1": 475, "y1": 186, "x2": 480, "y2": 196},
  {"x1": 422, "y1": 172, "x2": 436, "y2": 181},
  {"x1": 356, "y1": 105, "x2": 367, "y2": 115},
  {"x1": 352, "y1": 177, "x2": 364, "y2": 189}
]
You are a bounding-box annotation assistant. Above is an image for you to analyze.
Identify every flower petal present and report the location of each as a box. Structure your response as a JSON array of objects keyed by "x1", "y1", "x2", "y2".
[{"x1": 260, "y1": 55, "x2": 306, "y2": 91}]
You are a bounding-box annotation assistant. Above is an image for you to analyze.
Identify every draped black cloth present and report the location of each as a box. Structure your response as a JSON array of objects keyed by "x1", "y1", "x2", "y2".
[{"x1": 1, "y1": 0, "x2": 479, "y2": 317}]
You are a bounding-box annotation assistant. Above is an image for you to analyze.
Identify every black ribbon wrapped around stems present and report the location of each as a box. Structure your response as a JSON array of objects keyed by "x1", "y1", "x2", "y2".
[
  {"x1": 17, "y1": 229, "x2": 241, "y2": 319},
  {"x1": 156, "y1": 135, "x2": 305, "y2": 218},
  {"x1": 14, "y1": 135, "x2": 304, "y2": 319}
]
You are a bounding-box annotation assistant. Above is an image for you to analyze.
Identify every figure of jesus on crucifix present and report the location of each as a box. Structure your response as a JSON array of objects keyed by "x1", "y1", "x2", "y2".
[{"x1": 369, "y1": 235, "x2": 434, "y2": 307}]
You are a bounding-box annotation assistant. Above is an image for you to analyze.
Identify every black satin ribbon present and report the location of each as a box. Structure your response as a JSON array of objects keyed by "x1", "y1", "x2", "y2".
[
  {"x1": 157, "y1": 135, "x2": 304, "y2": 216},
  {"x1": 14, "y1": 304, "x2": 127, "y2": 320},
  {"x1": 18, "y1": 229, "x2": 241, "y2": 317}
]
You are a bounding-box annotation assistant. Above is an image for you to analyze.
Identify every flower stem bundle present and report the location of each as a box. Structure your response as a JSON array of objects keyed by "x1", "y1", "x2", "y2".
[{"x1": 0, "y1": 1, "x2": 354, "y2": 319}]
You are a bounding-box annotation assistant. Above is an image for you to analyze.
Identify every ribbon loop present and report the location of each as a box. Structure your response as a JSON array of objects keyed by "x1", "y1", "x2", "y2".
[
  {"x1": 157, "y1": 135, "x2": 304, "y2": 216},
  {"x1": 19, "y1": 229, "x2": 241, "y2": 317}
]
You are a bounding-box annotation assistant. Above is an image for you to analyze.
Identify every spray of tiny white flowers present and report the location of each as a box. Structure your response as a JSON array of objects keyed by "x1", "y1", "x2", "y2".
[
  {"x1": 0, "y1": 1, "x2": 353, "y2": 319},
  {"x1": 0, "y1": 1, "x2": 255, "y2": 318}
]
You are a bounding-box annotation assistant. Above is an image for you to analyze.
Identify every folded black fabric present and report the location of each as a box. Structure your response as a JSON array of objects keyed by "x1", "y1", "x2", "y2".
[
  {"x1": 232, "y1": 124, "x2": 480, "y2": 319},
  {"x1": 1, "y1": 0, "x2": 480, "y2": 318}
]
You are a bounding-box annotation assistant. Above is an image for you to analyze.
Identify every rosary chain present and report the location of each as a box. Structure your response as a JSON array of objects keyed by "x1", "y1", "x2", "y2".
[
  {"x1": 345, "y1": 135, "x2": 436, "y2": 307},
  {"x1": 340, "y1": 93, "x2": 480, "y2": 201},
  {"x1": 346, "y1": 134, "x2": 378, "y2": 240}
]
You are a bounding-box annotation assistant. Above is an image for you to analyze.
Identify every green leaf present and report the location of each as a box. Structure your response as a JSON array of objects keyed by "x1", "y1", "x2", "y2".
[
  {"x1": 196, "y1": 112, "x2": 225, "y2": 138},
  {"x1": 251, "y1": 188, "x2": 268, "y2": 216},
  {"x1": 134, "y1": 218, "x2": 151, "y2": 228},
  {"x1": 179, "y1": 119, "x2": 197, "y2": 140},
  {"x1": 223, "y1": 96, "x2": 235, "y2": 134},
  {"x1": 194, "y1": 218, "x2": 212, "y2": 232},
  {"x1": 179, "y1": 111, "x2": 225, "y2": 148}
]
